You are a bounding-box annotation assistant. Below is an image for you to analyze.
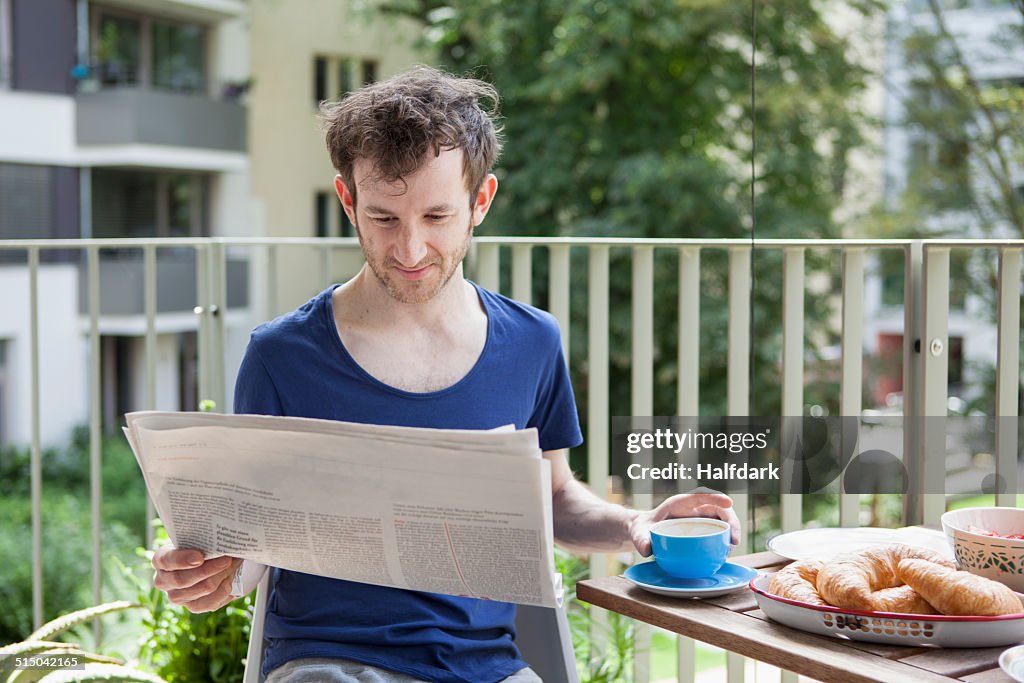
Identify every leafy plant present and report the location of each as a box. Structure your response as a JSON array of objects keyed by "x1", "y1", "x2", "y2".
[
  {"x1": 555, "y1": 548, "x2": 632, "y2": 683},
  {"x1": 0, "y1": 602, "x2": 165, "y2": 683},
  {"x1": 125, "y1": 526, "x2": 253, "y2": 683}
]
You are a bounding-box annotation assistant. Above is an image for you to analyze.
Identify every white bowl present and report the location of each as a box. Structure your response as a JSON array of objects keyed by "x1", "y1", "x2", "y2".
[{"x1": 942, "y1": 507, "x2": 1024, "y2": 592}]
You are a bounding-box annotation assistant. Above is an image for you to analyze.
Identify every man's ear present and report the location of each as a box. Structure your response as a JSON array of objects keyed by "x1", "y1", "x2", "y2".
[
  {"x1": 471, "y1": 173, "x2": 499, "y2": 227},
  {"x1": 335, "y1": 176, "x2": 356, "y2": 225}
]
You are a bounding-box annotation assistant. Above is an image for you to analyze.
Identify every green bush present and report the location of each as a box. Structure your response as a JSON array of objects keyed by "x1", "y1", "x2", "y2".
[
  {"x1": 0, "y1": 425, "x2": 151, "y2": 645},
  {"x1": 0, "y1": 495, "x2": 139, "y2": 644},
  {"x1": 0, "y1": 429, "x2": 148, "y2": 539}
]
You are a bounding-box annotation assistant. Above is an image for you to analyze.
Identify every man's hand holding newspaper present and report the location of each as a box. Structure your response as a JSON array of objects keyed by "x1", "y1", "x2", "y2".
[{"x1": 152, "y1": 549, "x2": 241, "y2": 613}]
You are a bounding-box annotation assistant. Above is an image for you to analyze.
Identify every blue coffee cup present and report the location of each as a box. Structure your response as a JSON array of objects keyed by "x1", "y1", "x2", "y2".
[{"x1": 650, "y1": 517, "x2": 731, "y2": 579}]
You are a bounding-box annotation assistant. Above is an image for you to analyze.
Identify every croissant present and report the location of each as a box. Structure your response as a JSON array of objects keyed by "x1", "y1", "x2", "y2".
[
  {"x1": 815, "y1": 543, "x2": 954, "y2": 613},
  {"x1": 865, "y1": 585, "x2": 937, "y2": 615},
  {"x1": 897, "y1": 558, "x2": 1023, "y2": 616},
  {"x1": 768, "y1": 559, "x2": 827, "y2": 605}
]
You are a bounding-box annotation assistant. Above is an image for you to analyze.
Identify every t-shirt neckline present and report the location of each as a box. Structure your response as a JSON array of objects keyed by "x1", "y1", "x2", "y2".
[{"x1": 323, "y1": 280, "x2": 493, "y2": 399}]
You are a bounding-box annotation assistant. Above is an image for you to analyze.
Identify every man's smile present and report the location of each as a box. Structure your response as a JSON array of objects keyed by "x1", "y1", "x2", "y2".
[{"x1": 393, "y1": 263, "x2": 435, "y2": 280}]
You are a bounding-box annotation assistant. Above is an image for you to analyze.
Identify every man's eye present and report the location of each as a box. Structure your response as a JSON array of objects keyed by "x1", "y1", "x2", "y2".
[
  {"x1": 427, "y1": 215, "x2": 449, "y2": 222},
  {"x1": 371, "y1": 216, "x2": 396, "y2": 225}
]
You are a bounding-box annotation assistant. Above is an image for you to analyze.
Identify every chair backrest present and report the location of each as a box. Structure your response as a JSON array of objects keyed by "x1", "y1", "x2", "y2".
[
  {"x1": 242, "y1": 574, "x2": 579, "y2": 683},
  {"x1": 242, "y1": 572, "x2": 272, "y2": 683}
]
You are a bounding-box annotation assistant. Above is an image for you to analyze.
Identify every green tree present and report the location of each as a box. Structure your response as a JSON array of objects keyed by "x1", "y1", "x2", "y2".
[{"x1": 385, "y1": 0, "x2": 878, "y2": 459}]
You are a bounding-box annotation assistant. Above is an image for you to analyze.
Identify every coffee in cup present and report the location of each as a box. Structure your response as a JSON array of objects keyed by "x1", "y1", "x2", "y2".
[{"x1": 650, "y1": 517, "x2": 731, "y2": 579}]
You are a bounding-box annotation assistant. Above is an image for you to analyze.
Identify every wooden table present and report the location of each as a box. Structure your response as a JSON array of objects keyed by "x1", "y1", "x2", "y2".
[{"x1": 576, "y1": 551, "x2": 1018, "y2": 683}]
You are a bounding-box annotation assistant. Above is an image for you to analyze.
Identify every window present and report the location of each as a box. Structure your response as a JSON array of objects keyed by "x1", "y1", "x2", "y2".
[
  {"x1": 315, "y1": 191, "x2": 353, "y2": 237},
  {"x1": 91, "y1": 7, "x2": 207, "y2": 94},
  {"x1": 362, "y1": 60, "x2": 378, "y2": 85},
  {"x1": 314, "y1": 57, "x2": 327, "y2": 105},
  {"x1": 95, "y1": 14, "x2": 141, "y2": 86},
  {"x1": 92, "y1": 169, "x2": 208, "y2": 238},
  {"x1": 339, "y1": 200, "x2": 353, "y2": 237},
  {"x1": 315, "y1": 192, "x2": 330, "y2": 237},
  {"x1": 338, "y1": 59, "x2": 352, "y2": 97},
  {"x1": 0, "y1": 164, "x2": 51, "y2": 239},
  {"x1": 152, "y1": 20, "x2": 205, "y2": 93},
  {"x1": 316, "y1": 56, "x2": 379, "y2": 106}
]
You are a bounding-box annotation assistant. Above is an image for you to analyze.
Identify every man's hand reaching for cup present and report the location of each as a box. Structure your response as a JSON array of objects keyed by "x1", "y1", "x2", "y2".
[
  {"x1": 152, "y1": 546, "x2": 242, "y2": 613},
  {"x1": 629, "y1": 492, "x2": 741, "y2": 556}
]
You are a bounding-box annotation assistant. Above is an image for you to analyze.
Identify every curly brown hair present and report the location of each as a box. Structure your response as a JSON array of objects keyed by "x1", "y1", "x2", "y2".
[{"x1": 320, "y1": 65, "x2": 502, "y2": 206}]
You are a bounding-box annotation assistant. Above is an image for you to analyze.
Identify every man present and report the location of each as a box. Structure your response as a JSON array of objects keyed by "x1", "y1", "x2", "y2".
[{"x1": 152, "y1": 66, "x2": 739, "y2": 683}]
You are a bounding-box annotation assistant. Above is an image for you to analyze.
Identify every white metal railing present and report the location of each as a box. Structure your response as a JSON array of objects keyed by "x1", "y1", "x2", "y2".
[{"x1": 2, "y1": 236, "x2": 1022, "y2": 683}]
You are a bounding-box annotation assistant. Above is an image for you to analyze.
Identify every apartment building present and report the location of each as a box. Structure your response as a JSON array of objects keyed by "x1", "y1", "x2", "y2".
[
  {"x1": 0, "y1": 0, "x2": 252, "y2": 445},
  {"x1": 0, "y1": 0, "x2": 432, "y2": 447}
]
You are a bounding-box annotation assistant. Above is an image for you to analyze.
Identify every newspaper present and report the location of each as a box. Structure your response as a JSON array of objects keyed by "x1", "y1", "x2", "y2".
[{"x1": 124, "y1": 411, "x2": 562, "y2": 607}]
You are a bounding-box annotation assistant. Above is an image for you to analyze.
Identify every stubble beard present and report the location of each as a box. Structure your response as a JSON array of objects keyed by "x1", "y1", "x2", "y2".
[{"x1": 356, "y1": 215, "x2": 474, "y2": 305}]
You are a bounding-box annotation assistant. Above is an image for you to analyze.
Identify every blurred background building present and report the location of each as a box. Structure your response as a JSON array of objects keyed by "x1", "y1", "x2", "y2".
[
  {"x1": 863, "y1": 0, "x2": 1024, "y2": 411},
  {"x1": 0, "y1": 0, "x2": 425, "y2": 445},
  {"x1": 0, "y1": 0, "x2": 1020, "y2": 444}
]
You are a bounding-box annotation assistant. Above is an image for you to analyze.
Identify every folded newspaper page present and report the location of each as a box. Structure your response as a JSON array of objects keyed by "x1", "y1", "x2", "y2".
[{"x1": 124, "y1": 411, "x2": 562, "y2": 607}]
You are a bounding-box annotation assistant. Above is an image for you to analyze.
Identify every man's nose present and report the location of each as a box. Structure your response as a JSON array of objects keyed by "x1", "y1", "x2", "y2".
[{"x1": 393, "y1": 225, "x2": 428, "y2": 266}]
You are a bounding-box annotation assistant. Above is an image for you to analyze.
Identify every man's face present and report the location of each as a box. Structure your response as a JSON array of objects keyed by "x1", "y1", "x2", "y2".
[{"x1": 337, "y1": 149, "x2": 494, "y2": 304}]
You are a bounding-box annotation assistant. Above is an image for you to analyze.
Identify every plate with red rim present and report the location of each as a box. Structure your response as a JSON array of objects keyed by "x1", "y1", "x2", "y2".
[
  {"x1": 766, "y1": 526, "x2": 954, "y2": 562},
  {"x1": 749, "y1": 574, "x2": 1024, "y2": 647}
]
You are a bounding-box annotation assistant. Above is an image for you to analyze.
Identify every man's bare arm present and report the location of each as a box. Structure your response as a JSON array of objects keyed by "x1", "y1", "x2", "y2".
[{"x1": 544, "y1": 449, "x2": 741, "y2": 556}]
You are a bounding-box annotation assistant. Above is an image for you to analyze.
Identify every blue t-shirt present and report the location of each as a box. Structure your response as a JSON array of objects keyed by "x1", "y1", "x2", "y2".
[{"x1": 233, "y1": 282, "x2": 583, "y2": 683}]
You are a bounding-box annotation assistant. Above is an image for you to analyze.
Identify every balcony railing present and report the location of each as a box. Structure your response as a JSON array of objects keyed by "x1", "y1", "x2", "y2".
[
  {"x1": 76, "y1": 87, "x2": 247, "y2": 151},
  {"x1": 2, "y1": 236, "x2": 1022, "y2": 683}
]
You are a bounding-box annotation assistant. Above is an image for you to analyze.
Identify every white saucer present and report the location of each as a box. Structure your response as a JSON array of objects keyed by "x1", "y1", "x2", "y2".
[
  {"x1": 766, "y1": 527, "x2": 954, "y2": 562},
  {"x1": 1001, "y1": 644, "x2": 1024, "y2": 682},
  {"x1": 623, "y1": 561, "x2": 758, "y2": 598}
]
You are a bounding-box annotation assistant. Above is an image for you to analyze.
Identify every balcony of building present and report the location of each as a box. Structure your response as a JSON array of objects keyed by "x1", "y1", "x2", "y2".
[{"x1": 74, "y1": 1, "x2": 247, "y2": 154}]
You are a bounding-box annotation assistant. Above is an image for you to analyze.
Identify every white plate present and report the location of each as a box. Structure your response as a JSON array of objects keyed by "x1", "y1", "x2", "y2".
[
  {"x1": 623, "y1": 561, "x2": 758, "y2": 599},
  {"x1": 767, "y1": 527, "x2": 954, "y2": 562},
  {"x1": 1001, "y1": 644, "x2": 1024, "y2": 682},
  {"x1": 751, "y1": 575, "x2": 1024, "y2": 648}
]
